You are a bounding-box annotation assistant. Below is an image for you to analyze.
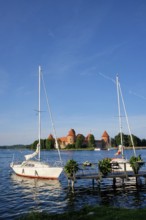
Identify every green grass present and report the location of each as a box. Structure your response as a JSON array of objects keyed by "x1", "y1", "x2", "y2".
[{"x1": 18, "y1": 205, "x2": 146, "y2": 220}]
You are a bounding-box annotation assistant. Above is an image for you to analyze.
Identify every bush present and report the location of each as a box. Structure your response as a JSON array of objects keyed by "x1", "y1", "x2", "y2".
[
  {"x1": 98, "y1": 158, "x2": 112, "y2": 175},
  {"x1": 64, "y1": 159, "x2": 79, "y2": 177},
  {"x1": 129, "y1": 155, "x2": 144, "y2": 174}
]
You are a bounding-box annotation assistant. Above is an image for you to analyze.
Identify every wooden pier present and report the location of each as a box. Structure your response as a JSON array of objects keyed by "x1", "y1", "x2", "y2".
[{"x1": 65, "y1": 162, "x2": 146, "y2": 189}]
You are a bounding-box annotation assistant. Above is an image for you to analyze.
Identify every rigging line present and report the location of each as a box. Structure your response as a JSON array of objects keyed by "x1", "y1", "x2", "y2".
[
  {"x1": 129, "y1": 90, "x2": 146, "y2": 101},
  {"x1": 41, "y1": 72, "x2": 62, "y2": 162},
  {"x1": 119, "y1": 82, "x2": 136, "y2": 157},
  {"x1": 98, "y1": 72, "x2": 115, "y2": 84}
]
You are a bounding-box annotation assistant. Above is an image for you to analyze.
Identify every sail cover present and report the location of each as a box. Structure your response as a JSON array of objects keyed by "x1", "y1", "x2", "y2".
[
  {"x1": 25, "y1": 144, "x2": 40, "y2": 161},
  {"x1": 115, "y1": 145, "x2": 124, "y2": 156}
]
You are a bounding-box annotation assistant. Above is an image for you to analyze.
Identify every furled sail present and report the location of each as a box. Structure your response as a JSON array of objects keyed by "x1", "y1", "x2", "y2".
[
  {"x1": 25, "y1": 143, "x2": 40, "y2": 161},
  {"x1": 115, "y1": 145, "x2": 124, "y2": 156}
]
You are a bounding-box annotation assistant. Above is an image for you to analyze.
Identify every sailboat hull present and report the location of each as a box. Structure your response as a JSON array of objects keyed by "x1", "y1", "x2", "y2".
[
  {"x1": 111, "y1": 158, "x2": 133, "y2": 172},
  {"x1": 10, "y1": 161, "x2": 63, "y2": 179}
]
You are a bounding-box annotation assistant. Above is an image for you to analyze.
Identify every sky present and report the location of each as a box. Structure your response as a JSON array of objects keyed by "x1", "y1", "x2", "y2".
[{"x1": 0, "y1": 0, "x2": 146, "y2": 145}]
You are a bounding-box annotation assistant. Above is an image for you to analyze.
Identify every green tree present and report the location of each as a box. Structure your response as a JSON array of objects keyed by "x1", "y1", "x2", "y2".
[
  {"x1": 64, "y1": 159, "x2": 79, "y2": 177},
  {"x1": 65, "y1": 144, "x2": 75, "y2": 149},
  {"x1": 88, "y1": 134, "x2": 95, "y2": 148},
  {"x1": 31, "y1": 139, "x2": 46, "y2": 149},
  {"x1": 128, "y1": 134, "x2": 141, "y2": 147},
  {"x1": 31, "y1": 140, "x2": 38, "y2": 149},
  {"x1": 111, "y1": 138, "x2": 116, "y2": 147},
  {"x1": 114, "y1": 133, "x2": 124, "y2": 146},
  {"x1": 75, "y1": 134, "x2": 85, "y2": 148},
  {"x1": 46, "y1": 138, "x2": 55, "y2": 149},
  {"x1": 141, "y1": 139, "x2": 146, "y2": 146}
]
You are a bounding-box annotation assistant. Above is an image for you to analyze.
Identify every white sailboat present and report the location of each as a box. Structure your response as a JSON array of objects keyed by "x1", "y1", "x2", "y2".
[
  {"x1": 10, "y1": 66, "x2": 63, "y2": 179},
  {"x1": 111, "y1": 75, "x2": 136, "y2": 172}
]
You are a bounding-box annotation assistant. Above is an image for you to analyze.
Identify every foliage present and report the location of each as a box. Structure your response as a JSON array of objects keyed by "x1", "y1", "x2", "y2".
[
  {"x1": 88, "y1": 134, "x2": 95, "y2": 148},
  {"x1": 64, "y1": 159, "x2": 79, "y2": 177},
  {"x1": 31, "y1": 139, "x2": 46, "y2": 149},
  {"x1": 46, "y1": 139, "x2": 55, "y2": 149},
  {"x1": 65, "y1": 144, "x2": 75, "y2": 149},
  {"x1": 129, "y1": 154, "x2": 144, "y2": 174},
  {"x1": 31, "y1": 140, "x2": 38, "y2": 149},
  {"x1": 18, "y1": 205, "x2": 146, "y2": 220},
  {"x1": 98, "y1": 158, "x2": 112, "y2": 175},
  {"x1": 141, "y1": 139, "x2": 146, "y2": 146},
  {"x1": 75, "y1": 134, "x2": 85, "y2": 148},
  {"x1": 113, "y1": 133, "x2": 145, "y2": 147},
  {"x1": 81, "y1": 143, "x2": 88, "y2": 148}
]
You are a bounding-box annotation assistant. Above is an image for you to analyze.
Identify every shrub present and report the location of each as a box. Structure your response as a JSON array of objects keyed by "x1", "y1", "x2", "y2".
[
  {"x1": 98, "y1": 158, "x2": 112, "y2": 175},
  {"x1": 129, "y1": 154, "x2": 144, "y2": 174},
  {"x1": 64, "y1": 159, "x2": 79, "y2": 177}
]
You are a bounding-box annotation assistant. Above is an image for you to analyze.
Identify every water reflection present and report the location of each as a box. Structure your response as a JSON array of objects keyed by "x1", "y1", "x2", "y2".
[
  {"x1": 9, "y1": 174, "x2": 65, "y2": 218},
  {"x1": 10, "y1": 173, "x2": 62, "y2": 203},
  {"x1": 11, "y1": 173, "x2": 61, "y2": 190}
]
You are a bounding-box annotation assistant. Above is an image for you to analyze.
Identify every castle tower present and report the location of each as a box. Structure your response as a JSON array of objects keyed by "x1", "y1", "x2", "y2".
[
  {"x1": 67, "y1": 129, "x2": 76, "y2": 144},
  {"x1": 48, "y1": 134, "x2": 54, "y2": 140},
  {"x1": 102, "y1": 131, "x2": 110, "y2": 145}
]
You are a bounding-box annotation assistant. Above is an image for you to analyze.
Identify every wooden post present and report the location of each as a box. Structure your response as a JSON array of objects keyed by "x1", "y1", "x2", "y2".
[
  {"x1": 68, "y1": 178, "x2": 71, "y2": 187},
  {"x1": 113, "y1": 177, "x2": 116, "y2": 188},
  {"x1": 124, "y1": 163, "x2": 128, "y2": 180},
  {"x1": 92, "y1": 178, "x2": 94, "y2": 188},
  {"x1": 122, "y1": 178, "x2": 124, "y2": 186},
  {"x1": 96, "y1": 177, "x2": 101, "y2": 189},
  {"x1": 145, "y1": 177, "x2": 146, "y2": 185},
  {"x1": 135, "y1": 175, "x2": 138, "y2": 187},
  {"x1": 71, "y1": 178, "x2": 74, "y2": 189}
]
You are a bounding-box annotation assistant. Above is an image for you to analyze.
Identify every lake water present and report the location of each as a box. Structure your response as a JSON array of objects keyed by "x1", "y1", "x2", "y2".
[{"x1": 1, "y1": 148, "x2": 146, "y2": 219}]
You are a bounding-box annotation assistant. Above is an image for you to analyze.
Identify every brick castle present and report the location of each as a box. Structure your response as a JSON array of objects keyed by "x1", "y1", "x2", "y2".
[{"x1": 48, "y1": 129, "x2": 110, "y2": 149}]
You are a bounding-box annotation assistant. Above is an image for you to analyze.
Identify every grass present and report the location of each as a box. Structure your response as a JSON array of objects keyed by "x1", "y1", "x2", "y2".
[{"x1": 18, "y1": 205, "x2": 146, "y2": 220}]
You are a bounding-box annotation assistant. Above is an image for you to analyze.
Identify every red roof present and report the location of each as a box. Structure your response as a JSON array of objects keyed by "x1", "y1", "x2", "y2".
[
  {"x1": 102, "y1": 131, "x2": 109, "y2": 137},
  {"x1": 67, "y1": 129, "x2": 75, "y2": 137},
  {"x1": 48, "y1": 134, "x2": 54, "y2": 140},
  {"x1": 59, "y1": 137, "x2": 67, "y2": 142}
]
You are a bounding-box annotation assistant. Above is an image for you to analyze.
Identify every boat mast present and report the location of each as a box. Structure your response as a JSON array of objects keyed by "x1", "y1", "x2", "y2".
[
  {"x1": 116, "y1": 74, "x2": 124, "y2": 158},
  {"x1": 38, "y1": 65, "x2": 41, "y2": 161}
]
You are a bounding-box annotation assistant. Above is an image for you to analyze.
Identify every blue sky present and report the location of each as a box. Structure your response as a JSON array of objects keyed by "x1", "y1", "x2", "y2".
[{"x1": 0, "y1": 0, "x2": 146, "y2": 145}]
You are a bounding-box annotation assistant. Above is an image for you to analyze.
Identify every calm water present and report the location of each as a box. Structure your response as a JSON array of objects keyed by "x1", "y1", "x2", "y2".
[{"x1": 1, "y1": 148, "x2": 146, "y2": 219}]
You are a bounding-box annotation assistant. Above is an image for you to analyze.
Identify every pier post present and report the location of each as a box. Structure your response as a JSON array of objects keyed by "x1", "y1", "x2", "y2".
[
  {"x1": 122, "y1": 178, "x2": 124, "y2": 186},
  {"x1": 68, "y1": 178, "x2": 71, "y2": 187},
  {"x1": 113, "y1": 177, "x2": 116, "y2": 188},
  {"x1": 135, "y1": 175, "x2": 138, "y2": 187},
  {"x1": 71, "y1": 178, "x2": 74, "y2": 189},
  {"x1": 145, "y1": 177, "x2": 146, "y2": 185},
  {"x1": 124, "y1": 163, "x2": 128, "y2": 180},
  {"x1": 92, "y1": 178, "x2": 94, "y2": 188}
]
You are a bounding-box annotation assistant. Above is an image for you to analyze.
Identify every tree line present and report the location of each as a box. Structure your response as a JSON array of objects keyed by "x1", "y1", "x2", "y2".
[
  {"x1": 27, "y1": 133, "x2": 146, "y2": 150},
  {"x1": 28, "y1": 134, "x2": 95, "y2": 150},
  {"x1": 112, "y1": 133, "x2": 146, "y2": 147}
]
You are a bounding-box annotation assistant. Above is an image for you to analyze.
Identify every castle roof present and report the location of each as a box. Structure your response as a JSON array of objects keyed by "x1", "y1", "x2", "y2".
[
  {"x1": 67, "y1": 129, "x2": 76, "y2": 137},
  {"x1": 59, "y1": 137, "x2": 67, "y2": 142},
  {"x1": 48, "y1": 134, "x2": 54, "y2": 140},
  {"x1": 102, "y1": 131, "x2": 109, "y2": 137}
]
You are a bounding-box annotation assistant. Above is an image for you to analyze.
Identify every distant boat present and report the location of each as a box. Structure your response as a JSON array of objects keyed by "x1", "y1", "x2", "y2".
[
  {"x1": 94, "y1": 148, "x2": 101, "y2": 151},
  {"x1": 111, "y1": 75, "x2": 136, "y2": 172},
  {"x1": 10, "y1": 66, "x2": 63, "y2": 179}
]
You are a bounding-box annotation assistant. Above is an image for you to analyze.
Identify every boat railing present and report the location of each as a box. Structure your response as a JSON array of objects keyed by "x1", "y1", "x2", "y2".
[{"x1": 53, "y1": 160, "x2": 64, "y2": 167}]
